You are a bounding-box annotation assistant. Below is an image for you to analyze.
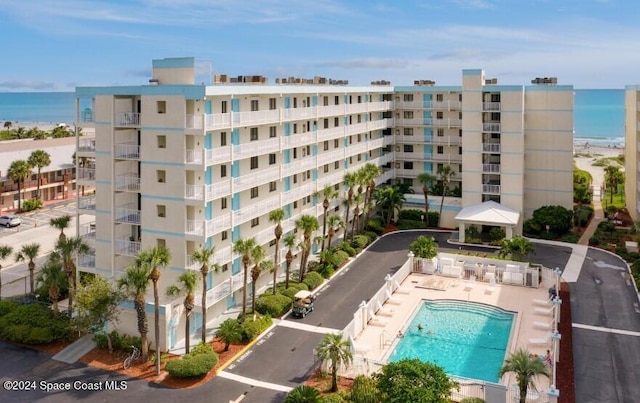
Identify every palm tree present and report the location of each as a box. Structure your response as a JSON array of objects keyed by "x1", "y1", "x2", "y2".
[
  {"x1": 408, "y1": 235, "x2": 439, "y2": 259},
  {"x1": 350, "y1": 193, "x2": 363, "y2": 241},
  {"x1": 373, "y1": 187, "x2": 406, "y2": 226},
  {"x1": 283, "y1": 233, "x2": 297, "y2": 289},
  {"x1": 269, "y1": 208, "x2": 285, "y2": 294},
  {"x1": 499, "y1": 348, "x2": 550, "y2": 403},
  {"x1": 166, "y1": 270, "x2": 199, "y2": 354},
  {"x1": 498, "y1": 236, "x2": 535, "y2": 262},
  {"x1": 118, "y1": 262, "x2": 153, "y2": 361},
  {"x1": 295, "y1": 215, "x2": 319, "y2": 282},
  {"x1": 354, "y1": 169, "x2": 368, "y2": 231},
  {"x1": 3, "y1": 121, "x2": 12, "y2": 130},
  {"x1": 191, "y1": 245, "x2": 219, "y2": 343},
  {"x1": 15, "y1": 242, "x2": 40, "y2": 295},
  {"x1": 285, "y1": 385, "x2": 322, "y2": 403},
  {"x1": 604, "y1": 165, "x2": 624, "y2": 204},
  {"x1": 343, "y1": 172, "x2": 358, "y2": 233},
  {"x1": 417, "y1": 172, "x2": 436, "y2": 226},
  {"x1": 574, "y1": 185, "x2": 590, "y2": 228},
  {"x1": 50, "y1": 215, "x2": 72, "y2": 241},
  {"x1": 137, "y1": 246, "x2": 171, "y2": 376},
  {"x1": 36, "y1": 254, "x2": 66, "y2": 316},
  {"x1": 316, "y1": 333, "x2": 353, "y2": 393},
  {"x1": 28, "y1": 150, "x2": 51, "y2": 200},
  {"x1": 7, "y1": 160, "x2": 31, "y2": 212},
  {"x1": 0, "y1": 245, "x2": 14, "y2": 299},
  {"x1": 233, "y1": 237, "x2": 257, "y2": 322},
  {"x1": 326, "y1": 214, "x2": 345, "y2": 250},
  {"x1": 216, "y1": 318, "x2": 243, "y2": 351},
  {"x1": 249, "y1": 244, "x2": 267, "y2": 314},
  {"x1": 436, "y1": 165, "x2": 456, "y2": 227},
  {"x1": 361, "y1": 163, "x2": 382, "y2": 229},
  {"x1": 316, "y1": 185, "x2": 339, "y2": 252},
  {"x1": 55, "y1": 236, "x2": 91, "y2": 317}
]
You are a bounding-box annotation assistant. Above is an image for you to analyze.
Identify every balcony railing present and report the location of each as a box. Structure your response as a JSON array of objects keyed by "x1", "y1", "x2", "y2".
[
  {"x1": 234, "y1": 137, "x2": 280, "y2": 159},
  {"x1": 78, "y1": 196, "x2": 96, "y2": 211},
  {"x1": 233, "y1": 165, "x2": 280, "y2": 193},
  {"x1": 115, "y1": 174, "x2": 141, "y2": 192},
  {"x1": 206, "y1": 179, "x2": 232, "y2": 201},
  {"x1": 395, "y1": 100, "x2": 461, "y2": 110},
  {"x1": 114, "y1": 143, "x2": 140, "y2": 159},
  {"x1": 317, "y1": 149, "x2": 345, "y2": 166},
  {"x1": 185, "y1": 184, "x2": 204, "y2": 200},
  {"x1": 482, "y1": 163, "x2": 501, "y2": 173},
  {"x1": 282, "y1": 182, "x2": 316, "y2": 204},
  {"x1": 317, "y1": 126, "x2": 345, "y2": 142},
  {"x1": 316, "y1": 170, "x2": 345, "y2": 189},
  {"x1": 79, "y1": 221, "x2": 96, "y2": 240},
  {"x1": 482, "y1": 143, "x2": 501, "y2": 153},
  {"x1": 367, "y1": 137, "x2": 384, "y2": 151},
  {"x1": 78, "y1": 138, "x2": 96, "y2": 152},
  {"x1": 282, "y1": 157, "x2": 317, "y2": 176},
  {"x1": 115, "y1": 204, "x2": 141, "y2": 224},
  {"x1": 77, "y1": 253, "x2": 96, "y2": 269},
  {"x1": 115, "y1": 112, "x2": 141, "y2": 127},
  {"x1": 213, "y1": 245, "x2": 233, "y2": 265},
  {"x1": 185, "y1": 149, "x2": 204, "y2": 164},
  {"x1": 207, "y1": 213, "x2": 232, "y2": 237},
  {"x1": 206, "y1": 146, "x2": 232, "y2": 165},
  {"x1": 233, "y1": 194, "x2": 281, "y2": 225},
  {"x1": 115, "y1": 237, "x2": 141, "y2": 256},
  {"x1": 346, "y1": 122, "x2": 368, "y2": 136},
  {"x1": 426, "y1": 136, "x2": 462, "y2": 145},
  {"x1": 283, "y1": 132, "x2": 316, "y2": 149},
  {"x1": 483, "y1": 123, "x2": 501, "y2": 132},
  {"x1": 186, "y1": 114, "x2": 204, "y2": 130},
  {"x1": 77, "y1": 168, "x2": 95, "y2": 181},
  {"x1": 482, "y1": 184, "x2": 501, "y2": 194},
  {"x1": 483, "y1": 102, "x2": 501, "y2": 111}
]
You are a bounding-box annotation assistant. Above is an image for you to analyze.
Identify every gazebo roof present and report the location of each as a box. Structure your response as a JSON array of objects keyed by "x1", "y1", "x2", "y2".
[{"x1": 454, "y1": 201, "x2": 520, "y2": 226}]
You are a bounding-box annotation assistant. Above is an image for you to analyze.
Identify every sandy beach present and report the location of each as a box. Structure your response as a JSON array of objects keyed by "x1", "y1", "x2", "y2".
[{"x1": 573, "y1": 145, "x2": 625, "y2": 192}]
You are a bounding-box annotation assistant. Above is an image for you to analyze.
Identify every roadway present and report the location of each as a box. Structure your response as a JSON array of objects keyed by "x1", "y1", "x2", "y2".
[{"x1": 0, "y1": 230, "x2": 638, "y2": 402}]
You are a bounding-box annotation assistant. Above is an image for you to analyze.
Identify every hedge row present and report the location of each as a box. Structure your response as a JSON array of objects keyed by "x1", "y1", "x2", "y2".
[
  {"x1": 93, "y1": 331, "x2": 144, "y2": 353},
  {"x1": 0, "y1": 303, "x2": 70, "y2": 344},
  {"x1": 166, "y1": 342, "x2": 219, "y2": 378}
]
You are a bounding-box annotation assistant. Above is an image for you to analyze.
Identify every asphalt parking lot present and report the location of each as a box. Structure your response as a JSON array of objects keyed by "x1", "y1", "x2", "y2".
[{"x1": 0, "y1": 202, "x2": 76, "y2": 239}]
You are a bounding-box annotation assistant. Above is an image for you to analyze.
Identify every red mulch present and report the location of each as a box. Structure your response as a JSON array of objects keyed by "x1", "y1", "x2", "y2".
[
  {"x1": 78, "y1": 337, "x2": 247, "y2": 389},
  {"x1": 383, "y1": 224, "x2": 398, "y2": 233},
  {"x1": 305, "y1": 368, "x2": 354, "y2": 395},
  {"x1": 557, "y1": 282, "x2": 576, "y2": 403}
]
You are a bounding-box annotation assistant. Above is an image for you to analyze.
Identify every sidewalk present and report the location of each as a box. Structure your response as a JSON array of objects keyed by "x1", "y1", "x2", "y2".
[{"x1": 578, "y1": 200, "x2": 603, "y2": 246}]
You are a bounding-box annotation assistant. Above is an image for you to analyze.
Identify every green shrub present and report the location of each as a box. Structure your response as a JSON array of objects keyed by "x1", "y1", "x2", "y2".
[
  {"x1": 350, "y1": 375, "x2": 379, "y2": 403},
  {"x1": 598, "y1": 221, "x2": 616, "y2": 232},
  {"x1": 427, "y1": 211, "x2": 439, "y2": 227},
  {"x1": 398, "y1": 209, "x2": 423, "y2": 221},
  {"x1": 187, "y1": 342, "x2": 213, "y2": 357},
  {"x1": 0, "y1": 304, "x2": 70, "y2": 344},
  {"x1": 302, "y1": 271, "x2": 324, "y2": 290},
  {"x1": 329, "y1": 250, "x2": 350, "y2": 267},
  {"x1": 560, "y1": 233, "x2": 580, "y2": 243},
  {"x1": 166, "y1": 352, "x2": 218, "y2": 378},
  {"x1": 352, "y1": 235, "x2": 369, "y2": 249},
  {"x1": 21, "y1": 199, "x2": 43, "y2": 212},
  {"x1": 316, "y1": 264, "x2": 335, "y2": 279},
  {"x1": 241, "y1": 314, "x2": 273, "y2": 341},
  {"x1": 92, "y1": 331, "x2": 143, "y2": 352},
  {"x1": 396, "y1": 219, "x2": 426, "y2": 230},
  {"x1": 589, "y1": 235, "x2": 601, "y2": 246},
  {"x1": 335, "y1": 242, "x2": 356, "y2": 257},
  {"x1": 489, "y1": 227, "x2": 505, "y2": 241},
  {"x1": 323, "y1": 392, "x2": 348, "y2": 403},
  {"x1": 0, "y1": 300, "x2": 19, "y2": 318},
  {"x1": 460, "y1": 398, "x2": 486, "y2": 403},
  {"x1": 362, "y1": 231, "x2": 378, "y2": 243},
  {"x1": 256, "y1": 293, "x2": 292, "y2": 317},
  {"x1": 365, "y1": 218, "x2": 384, "y2": 234}
]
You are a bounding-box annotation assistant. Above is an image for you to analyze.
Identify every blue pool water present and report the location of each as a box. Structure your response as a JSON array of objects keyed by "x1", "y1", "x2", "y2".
[{"x1": 389, "y1": 300, "x2": 514, "y2": 383}]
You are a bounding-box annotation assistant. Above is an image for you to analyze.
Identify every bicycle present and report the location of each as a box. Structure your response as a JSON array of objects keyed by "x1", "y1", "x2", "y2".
[{"x1": 123, "y1": 345, "x2": 141, "y2": 369}]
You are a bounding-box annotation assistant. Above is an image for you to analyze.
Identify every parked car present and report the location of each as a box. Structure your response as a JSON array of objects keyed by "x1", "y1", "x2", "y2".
[
  {"x1": 292, "y1": 290, "x2": 315, "y2": 318},
  {"x1": 0, "y1": 215, "x2": 21, "y2": 227}
]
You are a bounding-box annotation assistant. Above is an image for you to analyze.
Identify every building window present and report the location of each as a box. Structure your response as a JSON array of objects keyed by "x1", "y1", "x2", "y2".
[
  {"x1": 334, "y1": 96, "x2": 339, "y2": 105},
  {"x1": 250, "y1": 100, "x2": 259, "y2": 111},
  {"x1": 404, "y1": 144, "x2": 413, "y2": 152},
  {"x1": 357, "y1": 133, "x2": 361, "y2": 142},
  {"x1": 157, "y1": 101, "x2": 166, "y2": 114},
  {"x1": 404, "y1": 161, "x2": 414, "y2": 169},
  {"x1": 269, "y1": 154, "x2": 276, "y2": 165},
  {"x1": 403, "y1": 94, "x2": 413, "y2": 102},
  {"x1": 221, "y1": 231, "x2": 228, "y2": 241},
  {"x1": 436, "y1": 94, "x2": 443, "y2": 102},
  {"x1": 323, "y1": 119, "x2": 329, "y2": 129},
  {"x1": 357, "y1": 154, "x2": 361, "y2": 161},
  {"x1": 221, "y1": 263, "x2": 229, "y2": 272},
  {"x1": 221, "y1": 131, "x2": 227, "y2": 146},
  {"x1": 221, "y1": 197, "x2": 227, "y2": 209},
  {"x1": 404, "y1": 128, "x2": 414, "y2": 136},
  {"x1": 157, "y1": 170, "x2": 166, "y2": 183},
  {"x1": 293, "y1": 201, "x2": 298, "y2": 209},
  {"x1": 334, "y1": 161, "x2": 339, "y2": 169},
  {"x1": 437, "y1": 163, "x2": 444, "y2": 172},
  {"x1": 437, "y1": 129, "x2": 444, "y2": 137},
  {"x1": 221, "y1": 165, "x2": 227, "y2": 177},
  {"x1": 293, "y1": 124, "x2": 297, "y2": 134},
  {"x1": 269, "y1": 126, "x2": 277, "y2": 138},
  {"x1": 306, "y1": 170, "x2": 311, "y2": 179},
  {"x1": 157, "y1": 238, "x2": 166, "y2": 248},
  {"x1": 403, "y1": 111, "x2": 413, "y2": 119},
  {"x1": 157, "y1": 205, "x2": 166, "y2": 218},
  {"x1": 334, "y1": 139, "x2": 339, "y2": 148},
  {"x1": 349, "y1": 157, "x2": 353, "y2": 164},
  {"x1": 157, "y1": 135, "x2": 166, "y2": 149},
  {"x1": 324, "y1": 164, "x2": 329, "y2": 173},
  {"x1": 436, "y1": 111, "x2": 444, "y2": 119},
  {"x1": 269, "y1": 98, "x2": 276, "y2": 110},
  {"x1": 459, "y1": 146, "x2": 462, "y2": 154},
  {"x1": 269, "y1": 181, "x2": 277, "y2": 192},
  {"x1": 251, "y1": 218, "x2": 259, "y2": 227},
  {"x1": 293, "y1": 174, "x2": 297, "y2": 184},
  {"x1": 221, "y1": 101, "x2": 227, "y2": 113},
  {"x1": 307, "y1": 195, "x2": 311, "y2": 203},
  {"x1": 437, "y1": 146, "x2": 444, "y2": 154},
  {"x1": 323, "y1": 96, "x2": 329, "y2": 106},
  {"x1": 251, "y1": 156, "x2": 258, "y2": 169},
  {"x1": 334, "y1": 117, "x2": 339, "y2": 127},
  {"x1": 324, "y1": 141, "x2": 329, "y2": 151},
  {"x1": 250, "y1": 127, "x2": 258, "y2": 141},
  {"x1": 250, "y1": 187, "x2": 259, "y2": 199},
  {"x1": 334, "y1": 183, "x2": 340, "y2": 191}
]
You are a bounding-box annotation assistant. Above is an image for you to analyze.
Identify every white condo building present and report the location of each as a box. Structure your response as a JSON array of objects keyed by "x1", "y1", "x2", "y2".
[
  {"x1": 625, "y1": 86, "x2": 640, "y2": 221},
  {"x1": 74, "y1": 57, "x2": 573, "y2": 351}
]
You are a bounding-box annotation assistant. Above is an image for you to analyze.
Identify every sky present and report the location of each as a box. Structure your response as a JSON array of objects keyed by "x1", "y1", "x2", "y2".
[{"x1": 1, "y1": 0, "x2": 639, "y2": 91}]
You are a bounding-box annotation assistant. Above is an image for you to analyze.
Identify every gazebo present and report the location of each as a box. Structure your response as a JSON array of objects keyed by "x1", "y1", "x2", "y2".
[{"x1": 454, "y1": 200, "x2": 520, "y2": 242}]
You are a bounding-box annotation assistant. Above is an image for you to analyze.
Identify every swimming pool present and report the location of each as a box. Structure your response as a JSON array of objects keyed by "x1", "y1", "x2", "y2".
[{"x1": 388, "y1": 300, "x2": 515, "y2": 383}]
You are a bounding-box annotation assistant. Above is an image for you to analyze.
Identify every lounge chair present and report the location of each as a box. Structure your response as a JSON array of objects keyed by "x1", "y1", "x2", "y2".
[
  {"x1": 486, "y1": 275, "x2": 496, "y2": 294},
  {"x1": 534, "y1": 305, "x2": 555, "y2": 316},
  {"x1": 529, "y1": 333, "x2": 553, "y2": 345},
  {"x1": 533, "y1": 297, "x2": 553, "y2": 306},
  {"x1": 464, "y1": 275, "x2": 476, "y2": 291},
  {"x1": 533, "y1": 319, "x2": 555, "y2": 330}
]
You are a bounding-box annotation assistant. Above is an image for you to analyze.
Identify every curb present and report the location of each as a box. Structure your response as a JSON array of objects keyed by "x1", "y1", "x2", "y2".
[{"x1": 216, "y1": 323, "x2": 278, "y2": 372}]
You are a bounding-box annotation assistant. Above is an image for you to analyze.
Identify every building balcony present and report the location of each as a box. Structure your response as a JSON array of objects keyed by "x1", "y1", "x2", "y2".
[
  {"x1": 317, "y1": 126, "x2": 345, "y2": 142},
  {"x1": 482, "y1": 184, "x2": 501, "y2": 194},
  {"x1": 234, "y1": 137, "x2": 280, "y2": 159},
  {"x1": 283, "y1": 157, "x2": 317, "y2": 176},
  {"x1": 115, "y1": 204, "x2": 141, "y2": 224},
  {"x1": 394, "y1": 168, "x2": 418, "y2": 177},
  {"x1": 206, "y1": 146, "x2": 232, "y2": 165},
  {"x1": 185, "y1": 213, "x2": 232, "y2": 238},
  {"x1": 79, "y1": 221, "x2": 96, "y2": 243},
  {"x1": 115, "y1": 112, "x2": 141, "y2": 127},
  {"x1": 395, "y1": 100, "x2": 461, "y2": 110},
  {"x1": 317, "y1": 148, "x2": 346, "y2": 166},
  {"x1": 115, "y1": 237, "x2": 141, "y2": 256},
  {"x1": 283, "y1": 132, "x2": 317, "y2": 149},
  {"x1": 367, "y1": 137, "x2": 384, "y2": 151},
  {"x1": 233, "y1": 165, "x2": 280, "y2": 193},
  {"x1": 316, "y1": 170, "x2": 345, "y2": 189},
  {"x1": 77, "y1": 168, "x2": 95, "y2": 182},
  {"x1": 395, "y1": 152, "x2": 426, "y2": 161},
  {"x1": 77, "y1": 253, "x2": 96, "y2": 269},
  {"x1": 346, "y1": 122, "x2": 368, "y2": 136},
  {"x1": 426, "y1": 136, "x2": 462, "y2": 145},
  {"x1": 115, "y1": 174, "x2": 141, "y2": 192},
  {"x1": 346, "y1": 142, "x2": 368, "y2": 157},
  {"x1": 213, "y1": 245, "x2": 233, "y2": 265},
  {"x1": 77, "y1": 138, "x2": 96, "y2": 153},
  {"x1": 482, "y1": 143, "x2": 501, "y2": 153},
  {"x1": 185, "y1": 149, "x2": 204, "y2": 165},
  {"x1": 77, "y1": 196, "x2": 96, "y2": 211},
  {"x1": 483, "y1": 102, "x2": 501, "y2": 111},
  {"x1": 233, "y1": 194, "x2": 281, "y2": 225},
  {"x1": 114, "y1": 143, "x2": 140, "y2": 160},
  {"x1": 282, "y1": 182, "x2": 316, "y2": 204},
  {"x1": 205, "y1": 113, "x2": 232, "y2": 130},
  {"x1": 233, "y1": 109, "x2": 280, "y2": 126},
  {"x1": 186, "y1": 181, "x2": 233, "y2": 202},
  {"x1": 483, "y1": 123, "x2": 501, "y2": 132},
  {"x1": 482, "y1": 163, "x2": 501, "y2": 173}
]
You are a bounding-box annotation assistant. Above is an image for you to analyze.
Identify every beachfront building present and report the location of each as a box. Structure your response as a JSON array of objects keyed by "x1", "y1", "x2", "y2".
[
  {"x1": 74, "y1": 57, "x2": 573, "y2": 351},
  {"x1": 625, "y1": 86, "x2": 640, "y2": 222},
  {"x1": 0, "y1": 137, "x2": 87, "y2": 212}
]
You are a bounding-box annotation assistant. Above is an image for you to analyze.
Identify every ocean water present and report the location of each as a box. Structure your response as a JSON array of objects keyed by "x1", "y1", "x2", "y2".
[{"x1": 0, "y1": 89, "x2": 627, "y2": 144}]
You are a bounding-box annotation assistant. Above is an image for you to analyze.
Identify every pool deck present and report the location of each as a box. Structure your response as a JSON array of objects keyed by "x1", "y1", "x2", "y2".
[{"x1": 351, "y1": 272, "x2": 555, "y2": 394}]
